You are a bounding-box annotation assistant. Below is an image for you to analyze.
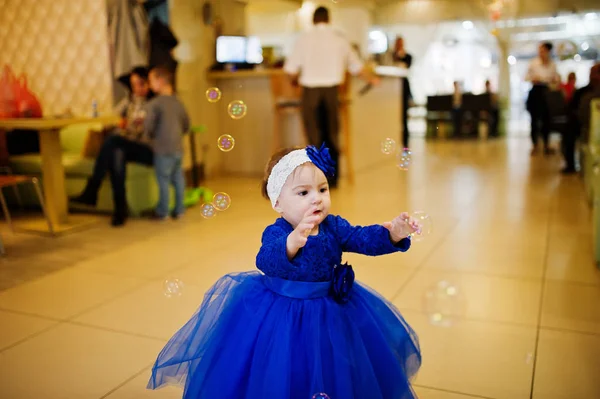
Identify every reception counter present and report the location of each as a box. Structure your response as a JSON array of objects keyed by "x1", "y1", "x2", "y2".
[{"x1": 206, "y1": 67, "x2": 405, "y2": 179}]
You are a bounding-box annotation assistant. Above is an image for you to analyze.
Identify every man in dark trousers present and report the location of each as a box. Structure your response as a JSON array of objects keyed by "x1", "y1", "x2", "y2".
[
  {"x1": 393, "y1": 36, "x2": 413, "y2": 148},
  {"x1": 284, "y1": 6, "x2": 377, "y2": 188}
]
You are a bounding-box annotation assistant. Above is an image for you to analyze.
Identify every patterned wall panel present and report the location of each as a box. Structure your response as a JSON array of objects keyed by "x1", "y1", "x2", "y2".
[{"x1": 0, "y1": 0, "x2": 113, "y2": 116}]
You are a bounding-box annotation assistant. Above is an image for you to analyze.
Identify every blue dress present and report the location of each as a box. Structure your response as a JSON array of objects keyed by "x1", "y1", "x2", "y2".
[{"x1": 148, "y1": 215, "x2": 421, "y2": 399}]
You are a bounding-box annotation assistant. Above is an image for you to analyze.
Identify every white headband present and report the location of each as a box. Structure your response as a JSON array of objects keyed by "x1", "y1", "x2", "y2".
[{"x1": 266, "y1": 149, "x2": 312, "y2": 208}]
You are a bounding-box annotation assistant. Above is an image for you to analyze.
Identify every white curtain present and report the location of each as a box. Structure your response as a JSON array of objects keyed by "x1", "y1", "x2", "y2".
[{"x1": 107, "y1": 0, "x2": 149, "y2": 79}]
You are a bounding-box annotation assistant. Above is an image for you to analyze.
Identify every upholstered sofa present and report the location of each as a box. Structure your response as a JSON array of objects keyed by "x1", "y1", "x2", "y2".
[{"x1": 8, "y1": 122, "x2": 160, "y2": 216}]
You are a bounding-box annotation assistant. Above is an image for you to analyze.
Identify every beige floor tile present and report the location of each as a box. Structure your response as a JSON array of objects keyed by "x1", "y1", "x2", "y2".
[
  {"x1": 405, "y1": 311, "x2": 536, "y2": 399},
  {"x1": 0, "y1": 323, "x2": 164, "y2": 399},
  {"x1": 73, "y1": 280, "x2": 208, "y2": 340},
  {"x1": 103, "y1": 368, "x2": 183, "y2": 399},
  {"x1": 74, "y1": 238, "x2": 201, "y2": 280},
  {"x1": 422, "y1": 239, "x2": 546, "y2": 279},
  {"x1": 0, "y1": 268, "x2": 144, "y2": 319},
  {"x1": 395, "y1": 269, "x2": 542, "y2": 326},
  {"x1": 541, "y1": 281, "x2": 600, "y2": 334},
  {"x1": 532, "y1": 329, "x2": 600, "y2": 399},
  {"x1": 413, "y1": 386, "x2": 490, "y2": 398},
  {"x1": 545, "y1": 232, "x2": 600, "y2": 286},
  {"x1": 349, "y1": 256, "x2": 414, "y2": 299},
  {"x1": 0, "y1": 310, "x2": 57, "y2": 351}
]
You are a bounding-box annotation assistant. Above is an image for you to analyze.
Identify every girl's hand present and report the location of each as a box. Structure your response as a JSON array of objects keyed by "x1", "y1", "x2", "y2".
[
  {"x1": 286, "y1": 206, "x2": 321, "y2": 258},
  {"x1": 382, "y1": 212, "x2": 421, "y2": 243}
]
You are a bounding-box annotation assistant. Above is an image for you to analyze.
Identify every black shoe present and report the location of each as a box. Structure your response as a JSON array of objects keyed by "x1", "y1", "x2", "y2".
[
  {"x1": 561, "y1": 167, "x2": 577, "y2": 174},
  {"x1": 111, "y1": 210, "x2": 128, "y2": 227},
  {"x1": 70, "y1": 193, "x2": 97, "y2": 206}
]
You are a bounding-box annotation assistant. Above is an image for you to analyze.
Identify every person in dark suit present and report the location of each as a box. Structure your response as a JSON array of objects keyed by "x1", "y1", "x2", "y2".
[
  {"x1": 525, "y1": 42, "x2": 558, "y2": 155},
  {"x1": 392, "y1": 36, "x2": 413, "y2": 148}
]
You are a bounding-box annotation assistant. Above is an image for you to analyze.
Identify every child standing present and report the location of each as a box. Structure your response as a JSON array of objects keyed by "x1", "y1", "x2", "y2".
[
  {"x1": 148, "y1": 145, "x2": 422, "y2": 398},
  {"x1": 145, "y1": 66, "x2": 190, "y2": 219}
]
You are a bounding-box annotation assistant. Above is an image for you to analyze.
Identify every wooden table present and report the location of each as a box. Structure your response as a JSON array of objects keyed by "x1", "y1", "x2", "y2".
[{"x1": 0, "y1": 116, "x2": 119, "y2": 234}]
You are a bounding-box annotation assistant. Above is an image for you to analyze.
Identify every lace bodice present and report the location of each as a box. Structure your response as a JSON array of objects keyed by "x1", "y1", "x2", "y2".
[{"x1": 255, "y1": 215, "x2": 410, "y2": 282}]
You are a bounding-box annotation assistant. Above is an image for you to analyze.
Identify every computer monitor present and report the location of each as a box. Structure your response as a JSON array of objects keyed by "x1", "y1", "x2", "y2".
[
  {"x1": 246, "y1": 36, "x2": 264, "y2": 64},
  {"x1": 216, "y1": 36, "x2": 263, "y2": 64},
  {"x1": 216, "y1": 36, "x2": 247, "y2": 63}
]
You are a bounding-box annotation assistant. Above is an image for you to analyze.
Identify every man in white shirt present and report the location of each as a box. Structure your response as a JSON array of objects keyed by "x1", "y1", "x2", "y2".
[
  {"x1": 525, "y1": 42, "x2": 558, "y2": 155},
  {"x1": 284, "y1": 6, "x2": 377, "y2": 187}
]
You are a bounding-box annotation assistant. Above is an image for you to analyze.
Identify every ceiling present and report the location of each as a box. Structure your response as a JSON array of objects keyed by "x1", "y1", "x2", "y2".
[{"x1": 244, "y1": 0, "x2": 600, "y2": 25}]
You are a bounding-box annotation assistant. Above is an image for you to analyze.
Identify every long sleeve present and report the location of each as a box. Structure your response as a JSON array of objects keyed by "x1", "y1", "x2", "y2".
[
  {"x1": 143, "y1": 100, "x2": 158, "y2": 138},
  {"x1": 346, "y1": 42, "x2": 364, "y2": 75},
  {"x1": 256, "y1": 225, "x2": 298, "y2": 277},
  {"x1": 283, "y1": 36, "x2": 303, "y2": 75},
  {"x1": 525, "y1": 60, "x2": 536, "y2": 82},
  {"x1": 330, "y1": 215, "x2": 410, "y2": 256},
  {"x1": 114, "y1": 97, "x2": 129, "y2": 118}
]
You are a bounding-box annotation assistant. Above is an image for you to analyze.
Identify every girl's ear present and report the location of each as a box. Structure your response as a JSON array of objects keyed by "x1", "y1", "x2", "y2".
[{"x1": 273, "y1": 200, "x2": 283, "y2": 213}]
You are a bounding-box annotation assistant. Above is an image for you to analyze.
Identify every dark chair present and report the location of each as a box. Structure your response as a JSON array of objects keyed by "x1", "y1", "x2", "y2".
[
  {"x1": 426, "y1": 95, "x2": 453, "y2": 138},
  {"x1": 546, "y1": 90, "x2": 568, "y2": 134}
]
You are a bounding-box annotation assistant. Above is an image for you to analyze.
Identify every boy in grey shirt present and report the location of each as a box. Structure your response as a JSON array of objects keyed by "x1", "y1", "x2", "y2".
[{"x1": 145, "y1": 66, "x2": 190, "y2": 219}]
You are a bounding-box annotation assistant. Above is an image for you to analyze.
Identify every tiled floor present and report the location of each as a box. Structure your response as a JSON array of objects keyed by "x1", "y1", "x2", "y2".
[{"x1": 0, "y1": 137, "x2": 598, "y2": 399}]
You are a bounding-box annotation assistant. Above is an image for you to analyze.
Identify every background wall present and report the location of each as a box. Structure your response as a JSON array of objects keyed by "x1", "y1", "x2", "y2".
[{"x1": 0, "y1": 0, "x2": 113, "y2": 116}]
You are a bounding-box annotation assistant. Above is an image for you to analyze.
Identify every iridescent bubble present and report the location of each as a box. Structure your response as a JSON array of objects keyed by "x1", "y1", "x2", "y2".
[
  {"x1": 201, "y1": 203, "x2": 217, "y2": 219},
  {"x1": 217, "y1": 134, "x2": 235, "y2": 152},
  {"x1": 206, "y1": 87, "x2": 222, "y2": 103},
  {"x1": 423, "y1": 280, "x2": 465, "y2": 327},
  {"x1": 407, "y1": 211, "x2": 433, "y2": 242},
  {"x1": 163, "y1": 279, "x2": 184, "y2": 298},
  {"x1": 397, "y1": 147, "x2": 412, "y2": 171},
  {"x1": 312, "y1": 394, "x2": 330, "y2": 399},
  {"x1": 381, "y1": 138, "x2": 396, "y2": 155},
  {"x1": 227, "y1": 100, "x2": 247, "y2": 120},
  {"x1": 212, "y1": 192, "x2": 231, "y2": 211}
]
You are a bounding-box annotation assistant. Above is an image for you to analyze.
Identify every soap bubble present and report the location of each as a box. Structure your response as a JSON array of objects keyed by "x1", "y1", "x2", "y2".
[
  {"x1": 227, "y1": 100, "x2": 247, "y2": 120},
  {"x1": 381, "y1": 138, "x2": 396, "y2": 155},
  {"x1": 212, "y1": 192, "x2": 231, "y2": 211},
  {"x1": 423, "y1": 280, "x2": 465, "y2": 327},
  {"x1": 163, "y1": 279, "x2": 184, "y2": 298},
  {"x1": 312, "y1": 394, "x2": 330, "y2": 399},
  {"x1": 217, "y1": 134, "x2": 235, "y2": 152},
  {"x1": 408, "y1": 211, "x2": 433, "y2": 242},
  {"x1": 206, "y1": 87, "x2": 222, "y2": 103},
  {"x1": 397, "y1": 148, "x2": 412, "y2": 170},
  {"x1": 201, "y1": 203, "x2": 217, "y2": 219}
]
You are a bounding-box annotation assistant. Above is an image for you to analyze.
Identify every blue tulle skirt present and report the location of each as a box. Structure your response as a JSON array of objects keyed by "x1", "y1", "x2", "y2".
[{"x1": 148, "y1": 271, "x2": 421, "y2": 399}]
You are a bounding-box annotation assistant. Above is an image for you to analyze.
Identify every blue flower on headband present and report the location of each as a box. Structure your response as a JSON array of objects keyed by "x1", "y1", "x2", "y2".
[{"x1": 306, "y1": 144, "x2": 336, "y2": 177}]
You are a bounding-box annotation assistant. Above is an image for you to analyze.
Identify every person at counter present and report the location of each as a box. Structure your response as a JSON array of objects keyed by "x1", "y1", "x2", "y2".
[
  {"x1": 283, "y1": 6, "x2": 378, "y2": 188},
  {"x1": 392, "y1": 36, "x2": 413, "y2": 148},
  {"x1": 525, "y1": 42, "x2": 558, "y2": 155}
]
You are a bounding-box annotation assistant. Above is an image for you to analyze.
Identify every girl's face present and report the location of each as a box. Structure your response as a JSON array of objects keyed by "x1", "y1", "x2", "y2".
[{"x1": 275, "y1": 163, "x2": 331, "y2": 229}]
